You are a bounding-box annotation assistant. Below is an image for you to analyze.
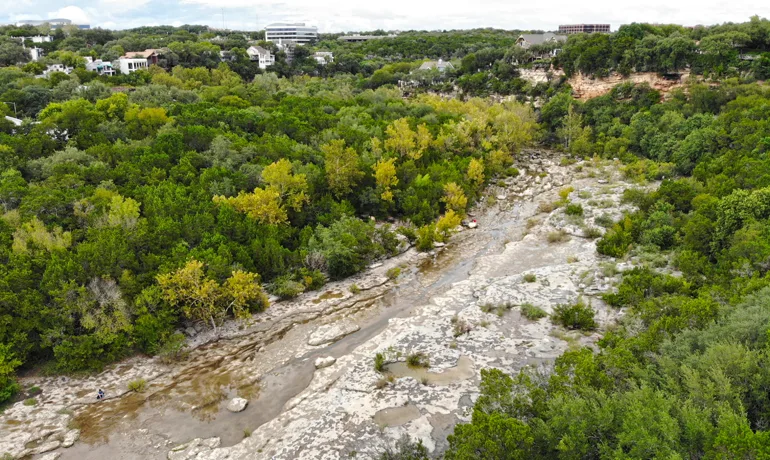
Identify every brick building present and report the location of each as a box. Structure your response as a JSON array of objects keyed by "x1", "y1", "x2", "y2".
[{"x1": 558, "y1": 24, "x2": 611, "y2": 34}]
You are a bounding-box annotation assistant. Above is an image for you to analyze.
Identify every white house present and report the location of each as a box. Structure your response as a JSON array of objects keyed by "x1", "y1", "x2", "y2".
[
  {"x1": 247, "y1": 46, "x2": 275, "y2": 69},
  {"x1": 29, "y1": 35, "x2": 53, "y2": 43},
  {"x1": 42, "y1": 64, "x2": 73, "y2": 77},
  {"x1": 418, "y1": 59, "x2": 455, "y2": 72},
  {"x1": 29, "y1": 47, "x2": 43, "y2": 62},
  {"x1": 313, "y1": 51, "x2": 333, "y2": 65},
  {"x1": 118, "y1": 58, "x2": 149, "y2": 74},
  {"x1": 86, "y1": 59, "x2": 116, "y2": 76}
]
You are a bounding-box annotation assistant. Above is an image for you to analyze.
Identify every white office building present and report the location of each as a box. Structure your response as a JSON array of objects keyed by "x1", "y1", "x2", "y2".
[
  {"x1": 264, "y1": 23, "x2": 317, "y2": 44},
  {"x1": 118, "y1": 58, "x2": 148, "y2": 74}
]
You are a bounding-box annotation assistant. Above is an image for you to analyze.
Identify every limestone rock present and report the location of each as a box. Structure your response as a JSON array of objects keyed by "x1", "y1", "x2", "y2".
[
  {"x1": 61, "y1": 428, "x2": 80, "y2": 447},
  {"x1": 39, "y1": 453, "x2": 61, "y2": 460},
  {"x1": 226, "y1": 397, "x2": 248, "y2": 413},
  {"x1": 314, "y1": 356, "x2": 336, "y2": 369},
  {"x1": 467, "y1": 221, "x2": 478, "y2": 229},
  {"x1": 308, "y1": 323, "x2": 360, "y2": 346},
  {"x1": 168, "y1": 437, "x2": 221, "y2": 460}
]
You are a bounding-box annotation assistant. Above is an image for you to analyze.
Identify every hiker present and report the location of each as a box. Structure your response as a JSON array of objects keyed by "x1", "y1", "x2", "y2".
[{"x1": 97, "y1": 389, "x2": 104, "y2": 400}]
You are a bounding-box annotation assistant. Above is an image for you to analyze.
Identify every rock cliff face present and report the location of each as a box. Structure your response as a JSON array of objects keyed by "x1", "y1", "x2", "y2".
[{"x1": 568, "y1": 72, "x2": 691, "y2": 100}]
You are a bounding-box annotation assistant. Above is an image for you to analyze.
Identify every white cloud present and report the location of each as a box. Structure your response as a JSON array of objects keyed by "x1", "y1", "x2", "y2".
[{"x1": 48, "y1": 5, "x2": 90, "y2": 24}]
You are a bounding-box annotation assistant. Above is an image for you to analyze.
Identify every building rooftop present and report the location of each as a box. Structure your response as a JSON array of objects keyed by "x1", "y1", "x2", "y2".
[{"x1": 517, "y1": 33, "x2": 568, "y2": 46}]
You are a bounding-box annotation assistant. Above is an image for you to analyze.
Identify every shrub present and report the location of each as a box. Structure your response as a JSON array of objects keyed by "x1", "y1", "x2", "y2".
[
  {"x1": 595, "y1": 214, "x2": 615, "y2": 228},
  {"x1": 386, "y1": 267, "x2": 401, "y2": 280},
  {"x1": 521, "y1": 303, "x2": 548, "y2": 320},
  {"x1": 0, "y1": 344, "x2": 21, "y2": 404},
  {"x1": 565, "y1": 203, "x2": 584, "y2": 216},
  {"x1": 127, "y1": 379, "x2": 147, "y2": 393},
  {"x1": 23, "y1": 398, "x2": 37, "y2": 406},
  {"x1": 157, "y1": 332, "x2": 186, "y2": 364},
  {"x1": 349, "y1": 284, "x2": 360, "y2": 294},
  {"x1": 416, "y1": 223, "x2": 436, "y2": 251},
  {"x1": 559, "y1": 186, "x2": 574, "y2": 201},
  {"x1": 552, "y1": 300, "x2": 597, "y2": 331},
  {"x1": 480, "y1": 302, "x2": 513, "y2": 316},
  {"x1": 406, "y1": 352, "x2": 430, "y2": 368},
  {"x1": 538, "y1": 201, "x2": 558, "y2": 213},
  {"x1": 269, "y1": 276, "x2": 306, "y2": 299},
  {"x1": 547, "y1": 230, "x2": 569, "y2": 244},
  {"x1": 374, "y1": 353, "x2": 386, "y2": 372},
  {"x1": 584, "y1": 227, "x2": 603, "y2": 239},
  {"x1": 523, "y1": 273, "x2": 537, "y2": 283},
  {"x1": 597, "y1": 218, "x2": 634, "y2": 257},
  {"x1": 397, "y1": 226, "x2": 417, "y2": 243},
  {"x1": 452, "y1": 317, "x2": 472, "y2": 337}
]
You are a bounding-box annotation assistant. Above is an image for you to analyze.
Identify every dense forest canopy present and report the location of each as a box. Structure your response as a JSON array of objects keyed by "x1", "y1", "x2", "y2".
[{"x1": 1, "y1": 15, "x2": 770, "y2": 459}]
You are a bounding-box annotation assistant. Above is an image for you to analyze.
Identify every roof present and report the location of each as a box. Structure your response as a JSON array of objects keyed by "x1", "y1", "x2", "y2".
[
  {"x1": 517, "y1": 33, "x2": 568, "y2": 47},
  {"x1": 418, "y1": 60, "x2": 454, "y2": 71},
  {"x1": 120, "y1": 49, "x2": 158, "y2": 59},
  {"x1": 265, "y1": 22, "x2": 310, "y2": 27},
  {"x1": 4, "y1": 116, "x2": 23, "y2": 127},
  {"x1": 247, "y1": 46, "x2": 272, "y2": 56}
]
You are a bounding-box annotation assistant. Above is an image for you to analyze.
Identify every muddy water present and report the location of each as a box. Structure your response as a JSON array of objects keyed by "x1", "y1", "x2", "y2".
[
  {"x1": 383, "y1": 356, "x2": 475, "y2": 385},
  {"x1": 56, "y1": 201, "x2": 525, "y2": 460},
  {"x1": 373, "y1": 405, "x2": 421, "y2": 428}
]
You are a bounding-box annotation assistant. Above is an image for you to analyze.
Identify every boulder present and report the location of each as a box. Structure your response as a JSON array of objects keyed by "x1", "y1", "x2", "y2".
[
  {"x1": 226, "y1": 398, "x2": 248, "y2": 413},
  {"x1": 467, "y1": 221, "x2": 478, "y2": 229},
  {"x1": 308, "y1": 323, "x2": 360, "y2": 346},
  {"x1": 61, "y1": 429, "x2": 80, "y2": 447},
  {"x1": 314, "y1": 356, "x2": 336, "y2": 369}
]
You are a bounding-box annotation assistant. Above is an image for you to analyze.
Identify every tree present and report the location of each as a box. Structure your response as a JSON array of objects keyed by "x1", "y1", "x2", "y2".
[
  {"x1": 467, "y1": 158, "x2": 485, "y2": 188},
  {"x1": 261, "y1": 158, "x2": 308, "y2": 211},
  {"x1": 0, "y1": 36, "x2": 28, "y2": 67},
  {"x1": 0, "y1": 343, "x2": 21, "y2": 404},
  {"x1": 322, "y1": 139, "x2": 363, "y2": 197},
  {"x1": 436, "y1": 209, "x2": 462, "y2": 241},
  {"x1": 213, "y1": 188, "x2": 287, "y2": 225},
  {"x1": 374, "y1": 158, "x2": 399, "y2": 203},
  {"x1": 385, "y1": 118, "x2": 418, "y2": 159},
  {"x1": 156, "y1": 260, "x2": 267, "y2": 333},
  {"x1": 442, "y1": 182, "x2": 468, "y2": 214},
  {"x1": 446, "y1": 410, "x2": 533, "y2": 460}
]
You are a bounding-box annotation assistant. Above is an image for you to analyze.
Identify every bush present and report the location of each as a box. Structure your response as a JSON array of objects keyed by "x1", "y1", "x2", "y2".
[
  {"x1": 595, "y1": 214, "x2": 615, "y2": 228},
  {"x1": 269, "y1": 276, "x2": 306, "y2": 299},
  {"x1": 538, "y1": 201, "x2": 558, "y2": 213},
  {"x1": 308, "y1": 216, "x2": 390, "y2": 279},
  {"x1": 374, "y1": 353, "x2": 386, "y2": 372},
  {"x1": 547, "y1": 230, "x2": 570, "y2": 244},
  {"x1": 584, "y1": 227, "x2": 603, "y2": 239},
  {"x1": 416, "y1": 223, "x2": 436, "y2": 251},
  {"x1": 386, "y1": 267, "x2": 401, "y2": 280},
  {"x1": 521, "y1": 303, "x2": 548, "y2": 320},
  {"x1": 397, "y1": 226, "x2": 417, "y2": 243},
  {"x1": 378, "y1": 434, "x2": 430, "y2": 460},
  {"x1": 552, "y1": 300, "x2": 597, "y2": 330},
  {"x1": 127, "y1": 379, "x2": 147, "y2": 393},
  {"x1": 559, "y1": 186, "x2": 574, "y2": 201},
  {"x1": 452, "y1": 316, "x2": 472, "y2": 337},
  {"x1": 523, "y1": 273, "x2": 537, "y2": 283},
  {"x1": 349, "y1": 284, "x2": 360, "y2": 294},
  {"x1": 565, "y1": 203, "x2": 584, "y2": 216},
  {"x1": 0, "y1": 344, "x2": 21, "y2": 404},
  {"x1": 23, "y1": 398, "x2": 37, "y2": 406},
  {"x1": 406, "y1": 352, "x2": 430, "y2": 368},
  {"x1": 597, "y1": 217, "x2": 634, "y2": 257},
  {"x1": 157, "y1": 332, "x2": 186, "y2": 364}
]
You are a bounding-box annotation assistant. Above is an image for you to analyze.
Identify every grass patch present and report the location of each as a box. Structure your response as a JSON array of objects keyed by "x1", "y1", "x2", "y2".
[
  {"x1": 558, "y1": 186, "x2": 574, "y2": 201},
  {"x1": 373, "y1": 353, "x2": 386, "y2": 372},
  {"x1": 578, "y1": 190, "x2": 592, "y2": 199},
  {"x1": 526, "y1": 218, "x2": 539, "y2": 230},
  {"x1": 127, "y1": 379, "x2": 147, "y2": 393},
  {"x1": 583, "y1": 226, "x2": 603, "y2": 239},
  {"x1": 375, "y1": 374, "x2": 395, "y2": 389},
  {"x1": 523, "y1": 273, "x2": 537, "y2": 283},
  {"x1": 406, "y1": 352, "x2": 430, "y2": 368},
  {"x1": 243, "y1": 429, "x2": 252, "y2": 438},
  {"x1": 564, "y1": 203, "x2": 584, "y2": 216},
  {"x1": 538, "y1": 201, "x2": 559, "y2": 213},
  {"x1": 349, "y1": 284, "x2": 360, "y2": 294},
  {"x1": 547, "y1": 230, "x2": 570, "y2": 244},
  {"x1": 595, "y1": 213, "x2": 615, "y2": 228},
  {"x1": 451, "y1": 316, "x2": 472, "y2": 337},
  {"x1": 386, "y1": 267, "x2": 401, "y2": 280},
  {"x1": 23, "y1": 398, "x2": 37, "y2": 406},
  {"x1": 552, "y1": 300, "x2": 597, "y2": 331},
  {"x1": 520, "y1": 303, "x2": 548, "y2": 320},
  {"x1": 567, "y1": 255, "x2": 579, "y2": 263}
]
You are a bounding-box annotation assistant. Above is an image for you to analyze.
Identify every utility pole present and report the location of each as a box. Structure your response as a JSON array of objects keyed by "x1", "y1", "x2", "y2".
[{"x1": 1, "y1": 101, "x2": 18, "y2": 116}]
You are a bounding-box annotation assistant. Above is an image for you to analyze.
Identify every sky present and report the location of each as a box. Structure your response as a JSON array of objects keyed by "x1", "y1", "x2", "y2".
[{"x1": 1, "y1": 0, "x2": 764, "y2": 32}]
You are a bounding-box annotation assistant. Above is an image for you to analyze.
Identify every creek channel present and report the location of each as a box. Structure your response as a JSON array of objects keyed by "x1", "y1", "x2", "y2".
[{"x1": 52, "y1": 201, "x2": 525, "y2": 460}]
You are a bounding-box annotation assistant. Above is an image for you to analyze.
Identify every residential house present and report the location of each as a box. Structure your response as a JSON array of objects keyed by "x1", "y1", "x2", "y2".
[
  {"x1": 28, "y1": 47, "x2": 43, "y2": 62},
  {"x1": 246, "y1": 46, "x2": 275, "y2": 69},
  {"x1": 42, "y1": 64, "x2": 73, "y2": 76},
  {"x1": 418, "y1": 59, "x2": 455, "y2": 72},
  {"x1": 118, "y1": 49, "x2": 159, "y2": 74},
  {"x1": 86, "y1": 59, "x2": 116, "y2": 76},
  {"x1": 313, "y1": 51, "x2": 334, "y2": 65},
  {"x1": 515, "y1": 33, "x2": 568, "y2": 59}
]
